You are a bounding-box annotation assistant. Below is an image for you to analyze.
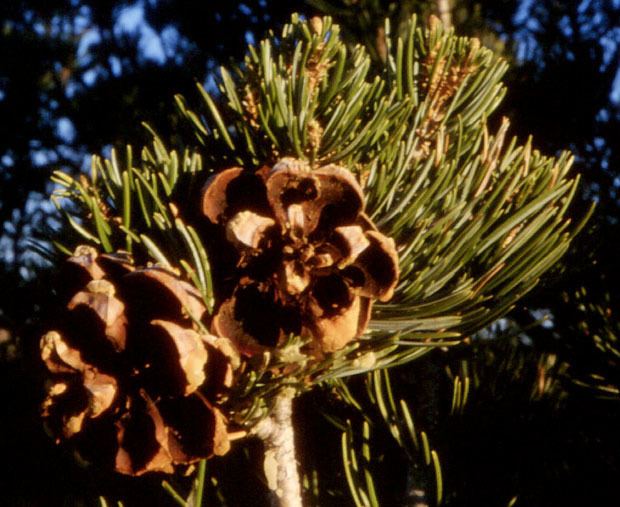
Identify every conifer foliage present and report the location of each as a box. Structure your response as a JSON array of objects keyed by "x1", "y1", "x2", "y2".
[{"x1": 42, "y1": 13, "x2": 589, "y2": 505}]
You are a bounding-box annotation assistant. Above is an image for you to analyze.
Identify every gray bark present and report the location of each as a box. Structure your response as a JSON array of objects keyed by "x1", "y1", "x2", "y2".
[
  {"x1": 436, "y1": 0, "x2": 453, "y2": 28},
  {"x1": 252, "y1": 389, "x2": 302, "y2": 507}
]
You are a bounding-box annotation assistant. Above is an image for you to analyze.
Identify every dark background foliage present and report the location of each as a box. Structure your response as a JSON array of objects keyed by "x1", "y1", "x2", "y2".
[{"x1": 1, "y1": 1, "x2": 619, "y2": 505}]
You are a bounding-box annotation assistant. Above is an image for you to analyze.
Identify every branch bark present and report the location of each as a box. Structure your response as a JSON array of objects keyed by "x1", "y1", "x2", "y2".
[
  {"x1": 436, "y1": 0, "x2": 453, "y2": 28},
  {"x1": 252, "y1": 388, "x2": 302, "y2": 507}
]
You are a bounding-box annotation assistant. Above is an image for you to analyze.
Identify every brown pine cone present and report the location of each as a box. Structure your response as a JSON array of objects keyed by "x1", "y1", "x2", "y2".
[
  {"x1": 41, "y1": 246, "x2": 237, "y2": 476},
  {"x1": 202, "y1": 159, "x2": 399, "y2": 356}
]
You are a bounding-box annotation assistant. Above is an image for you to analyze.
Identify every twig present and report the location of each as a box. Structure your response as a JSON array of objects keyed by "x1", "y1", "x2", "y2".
[
  {"x1": 252, "y1": 388, "x2": 302, "y2": 507},
  {"x1": 436, "y1": 0, "x2": 452, "y2": 28}
]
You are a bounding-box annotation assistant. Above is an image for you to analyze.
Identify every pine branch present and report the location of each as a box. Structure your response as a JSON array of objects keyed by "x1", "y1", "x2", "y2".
[
  {"x1": 190, "y1": 15, "x2": 588, "y2": 368},
  {"x1": 48, "y1": 12, "x2": 591, "y2": 433},
  {"x1": 332, "y1": 369, "x2": 447, "y2": 506}
]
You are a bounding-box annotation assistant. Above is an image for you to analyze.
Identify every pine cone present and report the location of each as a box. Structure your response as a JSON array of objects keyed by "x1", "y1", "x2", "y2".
[
  {"x1": 202, "y1": 159, "x2": 399, "y2": 355},
  {"x1": 41, "y1": 246, "x2": 236, "y2": 476}
]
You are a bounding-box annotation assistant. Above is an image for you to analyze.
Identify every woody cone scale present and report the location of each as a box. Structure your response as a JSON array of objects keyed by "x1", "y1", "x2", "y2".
[{"x1": 40, "y1": 246, "x2": 236, "y2": 475}]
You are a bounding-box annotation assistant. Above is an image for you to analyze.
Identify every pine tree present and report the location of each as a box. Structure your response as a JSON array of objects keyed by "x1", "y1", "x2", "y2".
[{"x1": 40, "y1": 14, "x2": 590, "y2": 506}]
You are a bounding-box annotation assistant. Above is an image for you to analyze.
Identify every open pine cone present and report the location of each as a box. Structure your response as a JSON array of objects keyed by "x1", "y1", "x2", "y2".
[
  {"x1": 40, "y1": 246, "x2": 237, "y2": 476},
  {"x1": 202, "y1": 159, "x2": 399, "y2": 356}
]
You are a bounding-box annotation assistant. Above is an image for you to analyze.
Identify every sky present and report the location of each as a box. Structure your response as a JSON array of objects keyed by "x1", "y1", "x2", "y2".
[{"x1": 111, "y1": 1, "x2": 620, "y2": 103}]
